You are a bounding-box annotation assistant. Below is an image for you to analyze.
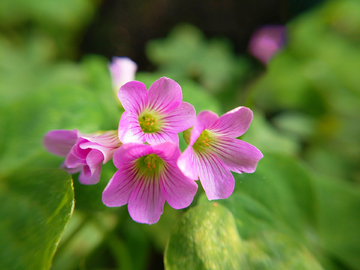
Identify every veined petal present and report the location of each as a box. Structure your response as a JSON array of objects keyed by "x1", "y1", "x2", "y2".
[
  {"x1": 147, "y1": 77, "x2": 182, "y2": 113},
  {"x1": 152, "y1": 142, "x2": 181, "y2": 163},
  {"x1": 190, "y1": 111, "x2": 218, "y2": 145},
  {"x1": 43, "y1": 129, "x2": 78, "y2": 157},
  {"x1": 80, "y1": 141, "x2": 117, "y2": 164},
  {"x1": 163, "y1": 102, "x2": 196, "y2": 133},
  {"x1": 177, "y1": 147, "x2": 198, "y2": 180},
  {"x1": 118, "y1": 81, "x2": 148, "y2": 114},
  {"x1": 81, "y1": 130, "x2": 120, "y2": 148},
  {"x1": 160, "y1": 165, "x2": 198, "y2": 209},
  {"x1": 209, "y1": 106, "x2": 253, "y2": 138},
  {"x1": 144, "y1": 131, "x2": 179, "y2": 145},
  {"x1": 112, "y1": 143, "x2": 153, "y2": 170},
  {"x1": 196, "y1": 151, "x2": 235, "y2": 200},
  {"x1": 128, "y1": 175, "x2": 165, "y2": 224},
  {"x1": 86, "y1": 149, "x2": 104, "y2": 173},
  {"x1": 102, "y1": 168, "x2": 138, "y2": 207},
  {"x1": 80, "y1": 132, "x2": 120, "y2": 164},
  {"x1": 118, "y1": 111, "x2": 146, "y2": 144},
  {"x1": 79, "y1": 164, "x2": 101, "y2": 185},
  {"x1": 212, "y1": 138, "x2": 263, "y2": 174},
  {"x1": 64, "y1": 140, "x2": 89, "y2": 168}
]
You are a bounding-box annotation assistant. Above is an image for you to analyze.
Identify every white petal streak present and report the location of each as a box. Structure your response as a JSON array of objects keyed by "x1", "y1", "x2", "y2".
[{"x1": 118, "y1": 111, "x2": 145, "y2": 144}]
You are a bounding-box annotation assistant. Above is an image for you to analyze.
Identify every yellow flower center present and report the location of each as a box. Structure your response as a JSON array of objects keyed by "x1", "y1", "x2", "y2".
[
  {"x1": 137, "y1": 154, "x2": 164, "y2": 177},
  {"x1": 193, "y1": 130, "x2": 213, "y2": 150},
  {"x1": 138, "y1": 112, "x2": 162, "y2": 133}
]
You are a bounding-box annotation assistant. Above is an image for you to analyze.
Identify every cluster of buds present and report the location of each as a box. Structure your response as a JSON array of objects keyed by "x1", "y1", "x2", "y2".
[{"x1": 44, "y1": 58, "x2": 263, "y2": 224}]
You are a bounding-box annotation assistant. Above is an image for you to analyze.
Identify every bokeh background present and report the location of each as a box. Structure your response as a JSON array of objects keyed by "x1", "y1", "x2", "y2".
[{"x1": 0, "y1": 0, "x2": 360, "y2": 269}]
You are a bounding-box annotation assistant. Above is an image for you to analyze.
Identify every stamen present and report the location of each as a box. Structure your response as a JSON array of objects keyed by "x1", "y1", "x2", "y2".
[
  {"x1": 194, "y1": 130, "x2": 214, "y2": 150},
  {"x1": 138, "y1": 113, "x2": 162, "y2": 133}
]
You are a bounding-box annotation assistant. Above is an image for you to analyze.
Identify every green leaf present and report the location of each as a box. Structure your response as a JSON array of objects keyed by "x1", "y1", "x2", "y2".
[
  {"x1": 164, "y1": 202, "x2": 243, "y2": 270},
  {"x1": 234, "y1": 153, "x2": 316, "y2": 235},
  {"x1": 241, "y1": 111, "x2": 301, "y2": 156},
  {"x1": 165, "y1": 202, "x2": 323, "y2": 270},
  {"x1": 0, "y1": 168, "x2": 74, "y2": 270},
  {"x1": 314, "y1": 175, "x2": 360, "y2": 270}
]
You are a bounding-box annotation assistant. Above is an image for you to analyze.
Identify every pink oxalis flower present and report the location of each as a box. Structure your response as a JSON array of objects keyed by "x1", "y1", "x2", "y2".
[
  {"x1": 43, "y1": 130, "x2": 121, "y2": 185},
  {"x1": 248, "y1": 25, "x2": 287, "y2": 65},
  {"x1": 109, "y1": 56, "x2": 138, "y2": 93},
  {"x1": 102, "y1": 142, "x2": 198, "y2": 224},
  {"x1": 117, "y1": 77, "x2": 196, "y2": 145},
  {"x1": 177, "y1": 107, "x2": 263, "y2": 200}
]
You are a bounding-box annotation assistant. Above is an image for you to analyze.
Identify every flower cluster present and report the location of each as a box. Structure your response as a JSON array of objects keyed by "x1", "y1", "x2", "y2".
[{"x1": 44, "y1": 58, "x2": 263, "y2": 224}]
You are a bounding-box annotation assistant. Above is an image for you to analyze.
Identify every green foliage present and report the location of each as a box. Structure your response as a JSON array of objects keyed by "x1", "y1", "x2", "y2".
[
  {"x1": 146, "y1": 24, "x2": 240, "y2": 93},
  {"x1": 165, "y1": 203, "x2": 244, "y2": 270},
  {"x1": 0, "y1": 169, "x2": 74, "y2": 270},
  {"x1": 166, "y1": 152, "x2": 360, "y2": 269},
  {"x1": 165, "y1": 202, "x2": 323, "y2": 270},
  {"x1": 1, "y1": 0, "x2": 360, "y2": 269}
]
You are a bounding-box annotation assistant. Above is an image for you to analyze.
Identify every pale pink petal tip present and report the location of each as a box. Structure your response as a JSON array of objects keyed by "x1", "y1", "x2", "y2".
[
  {"x1": 248, "y1": 25, "x2": 287, "y2": 64},
  {"x1": 109, "y1": 56, "x2": 138, "y2": 91},
  {"x1": 209, "y1": 106, "x2": 253, "y2": 138}
]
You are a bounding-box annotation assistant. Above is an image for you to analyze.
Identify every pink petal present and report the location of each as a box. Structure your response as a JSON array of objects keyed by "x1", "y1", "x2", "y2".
[
  {"x1": 117, "y1": 81, "x2": 148, "y2": 114},
  {"x1": 144, "y1": 131, "x2": 179, "y2": 145},
  {"x1": 43, "y1": 129, "x2": 78, "y2": 157},
  {"x1": 112, "y1": 143, "x2": 152, "y2": 169},
  {"x1": 177, "y1": 147, "x2": 198, "y2": 180},
  {"x1": 196, "y1": 151, "x2": 235, "y2": 200},
  {"x1": 118, "y1": 111, "x2": 146, "y2": 144},
  {"x1": 160, "y1": 165, "x2": 198, "y2": 209},
  {"x1": 163, "y1": 102, "x2": 196, "y2": 133},
  {"x1": 85, "y1": 149, "x2": 104, "y2": 173},
  {"x1": 81, "y1": 130, "x2": 120, "y2": 147},
  {"x1": 190, "y1": 111, "x2": 219, "y2": 145},
  {"x1": 79, "y1": 164, "x2": 101, "y2": 185},
  {"x1": 109, "y1": 57, "x2": 137, "y2": 91},
  {"x1": 147, "y1": 77, "x2": 182, "y2": 113},
  {"x1": 64, "y1": 138, "x2": 90, "y2": 168},
  {"x1": 80, "y1": 132, "x2": 120, "y2": 163},
  {"x1": 248, "y1": 25, "x2": 286, "y2": 65},
  {"x1": 212, "y1": 138, "x2": 263, "y2": 174},
  {"x1": 102, "y1": 168, "x2": 138, "y2": 207},
  {"x1": 152, "y1": 142, "x2": 181, "y2": 163},
  {"x1": 80, "y1": 141, "x2": 117, "y2": 164},
  {"x1": 61, "y1": 163, "x2": 82, "y2": 174},
  {"x1": 128, "y1": 175, "x2": 165, "y2": 224},
  {"x1": 209, "y1": 106, "x2": 253, "y2": 138}
]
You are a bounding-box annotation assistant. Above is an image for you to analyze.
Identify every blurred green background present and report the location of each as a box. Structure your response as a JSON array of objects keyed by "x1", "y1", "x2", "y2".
[{"x1": 0, "y1": 0, "x2": 359, "y2": 269}]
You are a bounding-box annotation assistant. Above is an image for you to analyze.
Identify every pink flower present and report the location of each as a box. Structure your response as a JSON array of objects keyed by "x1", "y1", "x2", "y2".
[
  {"x1": 177, "y1": 107, "x2": 263, "y2": 200},
  {"x1": 102, "y1": 142, "x2": 198, "y2": 224},
  {"x1": 109, "y1": 57, "x2": 138, "y2": 93},
  {"x1": 248, "y1": 25, "x2": 287, "y2": 64},
  {"x1": 43, "y1": 130, "x2": 122, "y2": 185},
  {"x1": 117, "y1": 77, "x2": 196, "y2": 145}
]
